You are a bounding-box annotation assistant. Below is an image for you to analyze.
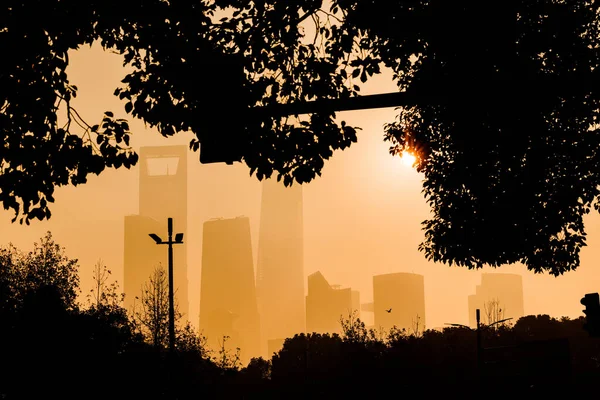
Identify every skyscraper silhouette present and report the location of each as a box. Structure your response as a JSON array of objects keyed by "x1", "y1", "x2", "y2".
[
  {"x1": 123, "y1": 145, "x2": 189, "y2": 320},
  {"x1": 123, "y1": 215, "x2": 165, "y2": 315},
  {"x1": 306, "y1": 271, "x2": 354, "y2": 334},
  {"x1": 373, "y1": 272, "x2": 426, "y2": 333},
  {"x1": 256, "y1": 178, "x2": 305, "y2": 354},
  {"x1": 199, "y1": 216, "x2": 260, "y2": 363},
  {"x1": 468, "y1": 273, "x2": 524, "y2": 328}
]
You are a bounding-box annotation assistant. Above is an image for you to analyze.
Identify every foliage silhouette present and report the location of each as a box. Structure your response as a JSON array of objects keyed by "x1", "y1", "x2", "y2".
[
  {"x1": 86, "y1": 257, "x2": 126, "y2": 311},
  {"x1": 0, "y1": 1, "x2": 362, "y2": 225},
  {"x1": 133, "y1": 263, "x2": 182, "y2": 349},
  {"x1": 0, "y1": 231, "x2": 79, "y2": 314},
  {"x1": 343, "y1": 0, "x2": 600, "y2": 275},
  {"x1": 2, "y1": 2, "x2": 600, "y2": 274},
  {"x1": 0, "y1": 233, "x2": 226, "y2": 399},
  {"x1": 0, "y1": 232, "x2": 598, "y2": 399}
]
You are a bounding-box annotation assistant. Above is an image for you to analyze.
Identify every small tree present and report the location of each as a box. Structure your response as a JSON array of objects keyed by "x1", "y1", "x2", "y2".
[
  {"x1": 339, "y1": 310, "x2": 383, "y2": 344},
  {"x1": 411, "y1": 314, "x2": 424, "y2": 337},
  {"x1": 20, "y1": 231, "x2": 80, "y2": 311},
  {"x1": 87, "y1": 259, "x2": 123, "y2": 308},
  {"x1": 484, "y1": 298, "x2": 506, "y2": 329},
  {"x1": 340, "y1": 310, "x2": 369, "y2": 344},
  {"x1": 215, "y1": 335, "x2": 241, "y2": 371},
  {"x1": 176, "y1": 322, "x2": 209, "y2": 356},
  {"x1": 0, "y1": 232, "x2": 80, "y2": 313},
  {"x1": 0, "y1": 244, "x2": 21, "y2": 316},
  {"x1": 133, "y1": 264, "x2": 181, "y2": 349}
]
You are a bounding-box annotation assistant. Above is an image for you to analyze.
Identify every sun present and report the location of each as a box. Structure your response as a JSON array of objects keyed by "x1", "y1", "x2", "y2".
[{"x1": 400, "y1": 151, "x2": 416, "y2": 167}]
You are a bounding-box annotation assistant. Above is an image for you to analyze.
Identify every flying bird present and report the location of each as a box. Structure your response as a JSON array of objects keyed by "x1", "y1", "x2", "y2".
[{"x1": 386, "y1": 308, "x2": 392, "y2": 313}]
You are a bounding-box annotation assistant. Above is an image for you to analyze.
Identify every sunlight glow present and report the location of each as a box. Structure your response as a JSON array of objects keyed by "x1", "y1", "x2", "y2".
[{"x1": 400, "y1": 151, "x2": 416, "y2": 167}]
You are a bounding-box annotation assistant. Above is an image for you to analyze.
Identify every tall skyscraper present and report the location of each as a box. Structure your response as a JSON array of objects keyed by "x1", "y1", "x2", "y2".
[
  {"x1": 199, "y1": 217, "x2": 260, "y2": 363},
  {"x1": 306, "y1": 271, "x2": 354, "y2": 335},
  {"x1": 255, "y1": 178, "x2": 305, "y2": 355},
  {"x1": 373, "y1": 272, "x2": 426, "y2": 333},
  {"x1": 123, "y1": 145, "x2": 189, "y2": 321},
  {"x1": 468, "y1": 273, "x2": 524, "y2": 328},
  {"x1": 123, "y1": 215, "x2": 165, "y2": 315}
]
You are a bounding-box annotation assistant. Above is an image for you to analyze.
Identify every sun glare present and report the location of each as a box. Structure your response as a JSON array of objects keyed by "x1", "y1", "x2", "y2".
[{"x1": 400, "y1": 151, "x2": 416, "y2": 167}]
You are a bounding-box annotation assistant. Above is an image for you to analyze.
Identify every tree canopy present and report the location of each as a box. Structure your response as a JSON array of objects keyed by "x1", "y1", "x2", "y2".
[
  {"x1": 1, "y1": 1, "x2": 599, "y2": 275},
  {"x1": 355, "y1": 1, "x2": 600, "y2": 275}
]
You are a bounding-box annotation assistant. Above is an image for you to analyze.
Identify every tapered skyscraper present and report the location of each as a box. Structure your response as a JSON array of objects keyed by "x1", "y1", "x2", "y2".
[
  {"x1": 123, "y1": 145, "x2": 189, "y2": 320},
  {"x1": 199, "y1": 217, "x2": 260, "y2": 363},
  {"x1": 123, "y1": 215, "x2": 165, "y2": 315},
  {"x1": 256, "y1": 178, "x2": 304, "y2": 354}
]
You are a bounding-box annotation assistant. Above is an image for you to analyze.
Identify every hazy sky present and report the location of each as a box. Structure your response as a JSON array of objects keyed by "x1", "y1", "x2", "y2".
[{"x1": 1, "y1": 43, "x2": 598, "y2": 331}]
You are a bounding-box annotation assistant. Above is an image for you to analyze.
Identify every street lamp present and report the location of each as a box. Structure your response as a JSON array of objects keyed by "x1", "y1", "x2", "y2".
[
  {"x1": 149, "y1": 217, "x2": 184, "y2": 354},
  {"x1": 445, "y1": 309, "x2": 513, "y2": 374}
]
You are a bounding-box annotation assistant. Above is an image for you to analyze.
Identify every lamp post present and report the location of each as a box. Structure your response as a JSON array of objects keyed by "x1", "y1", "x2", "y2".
[
  {"x1": 149, "y1": 217, "x2": 184, "y2": 354},
  {"x1": 445, "y1": 309, "x2": 513, "y2": 376}
]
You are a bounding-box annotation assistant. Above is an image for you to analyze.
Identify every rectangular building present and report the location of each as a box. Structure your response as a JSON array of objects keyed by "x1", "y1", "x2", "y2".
[
  {"x1": 373, "y1": 272, "x2": 426, "y2": 334},
  {"x1": 468, "y1": 273, "x2": 524, "y2": 328}
]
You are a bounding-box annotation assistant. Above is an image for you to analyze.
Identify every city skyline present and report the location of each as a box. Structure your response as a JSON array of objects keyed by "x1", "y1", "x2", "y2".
[
  {"x1": 4, "y1": 1, "x2": 600, "y2": 396},
  {"x1": 0, "y1": 44, "x2": 599, "y2": 333}
]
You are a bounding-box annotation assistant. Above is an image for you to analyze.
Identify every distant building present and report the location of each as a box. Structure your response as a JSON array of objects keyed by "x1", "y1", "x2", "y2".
[
  {"x1": 199, "y1": 216, "x2": 260, "y2": 364},
  {"x1": 468, "y1": 273, "x2": 524, "y2": 328},
  {"x1": 306, "y1": 271, "x2": 354, "y2": 334},
  {"x1": 373, "y1": 273, "x2": 426, "y2": 333},
  {"x1": 123, "y1": 145, "x2": 189, "y2": 320},
  {"x1": 123, "y1": 215, "x2": 165, "y2": 315},
  {"x1": 256, "y1": 178, "x2": 305, "y2": 356},
  {"x1": 360, "y1": 302, "x2": 374, "y2": 326},
  {"x1": 351, "y1": 290, "x2": 361, "y2": 319},
  {"x1": 361, "y1": 302, "x2": 374, "y2": 313}
]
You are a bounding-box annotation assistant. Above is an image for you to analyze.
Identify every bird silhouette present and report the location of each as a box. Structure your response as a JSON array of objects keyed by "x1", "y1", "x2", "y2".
[{"x1": 386, "y1": 308, "x2": 392, "y2": 313}]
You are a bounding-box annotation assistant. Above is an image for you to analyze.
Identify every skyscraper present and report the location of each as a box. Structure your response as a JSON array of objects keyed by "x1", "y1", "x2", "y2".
[
  {"x1": 373, "y1": 272, "x2": 426, "y2": 333},
  {"x1": 123, "y1": 215, "x2": 165, "y2": 315},
  {"x1": 123, "y1": 145, "x2": 189, "y2": 320},
  {"x1": 306, "y1": 271, "x2": 354, "y2": 334},
  {"x1": 199, "y1": 216, "x2": 260, "y2": 363},
  {"x1": 468, "y1": 273, "x2": 524, "y2": 328},
  {"x1": 255, "y1": 178, "x2": 305, "y2": 355}
]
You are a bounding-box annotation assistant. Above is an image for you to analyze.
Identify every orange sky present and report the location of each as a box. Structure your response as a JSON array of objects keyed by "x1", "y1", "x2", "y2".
[{"x1": 1, "y1": 44, "x2": 598, "y2": 331}]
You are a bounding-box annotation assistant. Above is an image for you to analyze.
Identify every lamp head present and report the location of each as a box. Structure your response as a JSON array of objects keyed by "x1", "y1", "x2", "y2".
[
  {"x1": 175, "y1": 233, "x2": 184, "y2": 243},
  {"x1": 149, "y1": 233, "x2": 163, "y2": 244}
]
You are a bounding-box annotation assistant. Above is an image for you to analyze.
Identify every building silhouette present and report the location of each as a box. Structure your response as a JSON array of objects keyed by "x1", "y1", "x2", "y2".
[
  {"x1": 360, "y1": 302, "x2": 374, "y2": 327},
  {"x1": 255, "y1": 178, "x2": 305, "y2": 355},
  {"x1": 123, "y1": 215, "x2": 165, "y2": 314},
  {"x1": 351, "y1": 290, "x2": 361, "y2": 320},
  {"x1": 468, "y1": 273, "x2": 525, "y2": 328},
  {"x1": 306, "y1": 271, "x2": 355, "y2": 334},
  {"x1": 373, "y1": 272, "x2": 426, "y2": 333},
  {"x1": 199, "y1": 216, "x2": 260, "y2": 363},
  {"x1": 123, "y1": 145, "x2": 189, "y2": 320}
]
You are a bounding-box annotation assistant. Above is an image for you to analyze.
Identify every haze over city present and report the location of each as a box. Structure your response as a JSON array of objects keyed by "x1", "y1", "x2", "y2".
[
  {"x1": 6, "y1": 1, "x2": 600, "y2": 398},
  {"x1": 1, "y1": 43, "x2": 598, "y2": 339}
]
